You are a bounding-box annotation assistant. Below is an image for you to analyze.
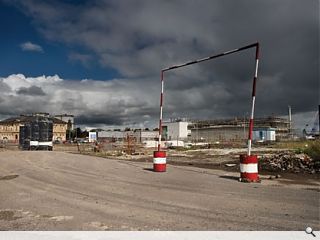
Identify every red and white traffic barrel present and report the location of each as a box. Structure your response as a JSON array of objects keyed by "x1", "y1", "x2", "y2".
[
  {"x1": 239, "y1": 154, "x2": 259, "y2": 182},
  {"x1": 153, "y1": 151, "x2": 166, "y2": 172}
]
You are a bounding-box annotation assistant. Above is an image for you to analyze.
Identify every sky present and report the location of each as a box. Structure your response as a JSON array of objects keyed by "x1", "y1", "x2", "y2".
[{"x1": 0, "y1": 0, "x2": 319, "y2": 131}]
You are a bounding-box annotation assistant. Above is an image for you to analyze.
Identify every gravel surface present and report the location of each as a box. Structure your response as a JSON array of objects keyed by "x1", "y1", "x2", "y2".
[{"x1": 0, "y1": 151, "x2": 319, "y2": 230}]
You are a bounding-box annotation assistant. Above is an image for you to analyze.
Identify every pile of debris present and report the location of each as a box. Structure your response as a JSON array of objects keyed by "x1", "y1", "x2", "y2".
[{"x1": 259, "y1": 152, "x2": 320, "y2": 174}]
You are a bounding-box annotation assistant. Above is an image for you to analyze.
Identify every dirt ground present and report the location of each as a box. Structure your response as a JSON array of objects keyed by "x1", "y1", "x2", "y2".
[{"x1": 0, "y1": 151, "x2": 319, "y2": 230}]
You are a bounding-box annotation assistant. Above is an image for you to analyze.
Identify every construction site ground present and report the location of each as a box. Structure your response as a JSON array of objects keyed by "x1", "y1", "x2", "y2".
[{"x1": 0, "y1": 150, "x2": 319, "y2": 230}]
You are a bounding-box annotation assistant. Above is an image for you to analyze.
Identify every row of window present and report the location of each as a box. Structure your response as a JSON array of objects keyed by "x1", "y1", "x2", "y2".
[
  {"x1": 0, "y1": 127, "x2": 66, "y2": 131},
  {"x1": 0, "y1": 127, "x2": 19, "y2": 131}
]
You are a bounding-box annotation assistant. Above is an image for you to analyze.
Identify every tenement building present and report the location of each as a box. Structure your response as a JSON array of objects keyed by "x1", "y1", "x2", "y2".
[{"x1": 0, "y1": 113, "x2": 68, "y2": 142}]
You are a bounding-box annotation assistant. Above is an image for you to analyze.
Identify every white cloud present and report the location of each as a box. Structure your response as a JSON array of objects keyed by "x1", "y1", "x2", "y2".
[
  {"x1": 0, "y1": 72, "x2": 239, "y2": 128},
  {"x1": 0, "y1": 74, "x2": 159, "y2": 128},
  {"x1": 20, "y1": 41, "x2": 44, "y2": 53},
  {"x1": 2, "y1": 74, "x2": 61, "y2": 90}
]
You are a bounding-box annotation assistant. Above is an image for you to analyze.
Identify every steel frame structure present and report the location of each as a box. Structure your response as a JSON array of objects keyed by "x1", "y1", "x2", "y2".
[{"x1": 157, "y1": 42, "x2": 260, "y2": 156}]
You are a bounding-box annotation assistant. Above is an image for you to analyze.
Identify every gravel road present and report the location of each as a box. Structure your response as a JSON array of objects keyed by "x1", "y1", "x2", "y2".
[{"x1": 0, "y1": 151, "x2": 318, "y2": 230}]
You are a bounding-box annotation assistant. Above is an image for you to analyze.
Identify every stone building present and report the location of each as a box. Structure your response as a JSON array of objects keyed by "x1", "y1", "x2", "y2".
[
  {"x1": 0, "y1": 114, "x2": 68, "y2": 142},
  {"x1": 54, "y1": 114, "x2": 74, "y2": 130},
  {"x1": 52, "y1": 119, "x2": 68, "y2": 141}
]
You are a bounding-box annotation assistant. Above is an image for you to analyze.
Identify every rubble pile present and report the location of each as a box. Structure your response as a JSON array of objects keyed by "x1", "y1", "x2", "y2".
[{"x1": 259, "y1": 153, "x2": 320, "y2": 174}]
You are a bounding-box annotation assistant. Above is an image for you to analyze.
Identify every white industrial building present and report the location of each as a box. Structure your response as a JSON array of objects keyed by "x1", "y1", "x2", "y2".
[
  {"x1": 162, "y1": 121, "x2": 191, "y2": 141},
  {"x1": 88, "y1": 132, "x2": 97, "y2": 143},
  {"x1": 253, "y1": 127, "x2": 276, "y2": 142},
  {"x1": 97, "y1": 130, "x2": 158, "y2": 143},
  {"x1": 190, "y1": 125, "x2": 247, "y2": 142},
  {"x1": 97, "y1": 131, "x2": 128, "y2": 141},
  {"x1": 134, "y1": 130, "x2": 158, "y2": 142}
]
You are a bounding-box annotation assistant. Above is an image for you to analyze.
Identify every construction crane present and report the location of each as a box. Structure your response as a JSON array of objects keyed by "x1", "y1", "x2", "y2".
[{"x1": 303, "y1": 105, "x2": 320, "y2": 139}]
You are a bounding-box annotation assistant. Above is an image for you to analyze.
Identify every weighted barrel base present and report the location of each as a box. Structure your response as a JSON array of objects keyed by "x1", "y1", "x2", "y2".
[
  {"x1": 239, "y1": 177, "x2": 261, "y2": 183},
  {"x1": 239, "y1": 154, "x2": 260, "y2": 183},
  {"x1": 153, "y1": 151, "x2": 166, "y2": 172}
]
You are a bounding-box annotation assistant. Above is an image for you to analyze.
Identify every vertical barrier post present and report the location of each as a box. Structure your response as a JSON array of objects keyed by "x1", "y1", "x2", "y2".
[
  {"x1": 153, "y1": 70, "x2": 167, "y2": 172},
  {"x1": 240, "y1": 43, "x2": 260, "y2": 182}
]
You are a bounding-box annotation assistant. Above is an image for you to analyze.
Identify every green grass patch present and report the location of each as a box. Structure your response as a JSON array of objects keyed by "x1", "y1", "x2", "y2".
[{"x1": 303, "y1": 141, "x2": 320, "y2": 161}]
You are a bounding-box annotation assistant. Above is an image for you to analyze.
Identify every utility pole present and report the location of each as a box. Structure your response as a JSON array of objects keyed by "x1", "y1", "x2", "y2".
[
  {"x1": 288, "y1": 105, "x2": 292, "y2": 138},
  {"x1": 318, "y1": 104, "x2": 320, "y2": 135},
  {"x1": 243, "y1": 113, "x2": 246, "y2": 140}
]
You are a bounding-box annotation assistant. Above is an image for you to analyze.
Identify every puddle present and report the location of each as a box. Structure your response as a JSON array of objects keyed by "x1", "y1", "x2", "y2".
[{"x1": 0, "y1": 175, "x2": 19, "y2": 181}]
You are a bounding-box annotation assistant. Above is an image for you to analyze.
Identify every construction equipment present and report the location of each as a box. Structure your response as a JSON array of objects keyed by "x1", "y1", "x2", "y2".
[{"x1": 303, "y1": 105, "x2": 319, "y2": 139}]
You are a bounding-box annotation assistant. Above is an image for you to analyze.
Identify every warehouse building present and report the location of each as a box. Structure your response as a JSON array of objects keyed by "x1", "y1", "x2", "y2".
[
  {"x1": 189, "y1": 117, "x2": 289, "y2": 142},
  {"x1": 97, "y1": 129, "x2": 158, "y2": 143},
  {"x1": 190, "y1": 125, "x2": 246, "y2": 142}
]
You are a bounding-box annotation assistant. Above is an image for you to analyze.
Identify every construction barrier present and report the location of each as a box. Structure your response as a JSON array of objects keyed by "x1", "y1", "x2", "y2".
[
  {"x1": 153, "y1": 151, "x2": 166, "y2": 172},
  {"x1": 155, "y1": 43, "x2": 261, "y2": 179},
  {"x1": 239, "y1": 154, "x2": 260, "y2": 182}
]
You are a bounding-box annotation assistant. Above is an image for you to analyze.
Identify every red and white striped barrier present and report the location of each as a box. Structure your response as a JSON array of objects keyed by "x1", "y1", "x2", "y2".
[
  {"x1": 153, "y1": 151, "x2": 166, "y2": 172},
  {"x1": 155, "y1": 43, "x2": 261, "y2": 177},
  {"x1": 240, "y1": 43, "x2": 260, "y2": 182},
  {"x1": 247, "y1": 43, "x2": 260, "y2": 156},
  {"x1": 240, "y1": 154, "x2": 259, "y2": 182}
]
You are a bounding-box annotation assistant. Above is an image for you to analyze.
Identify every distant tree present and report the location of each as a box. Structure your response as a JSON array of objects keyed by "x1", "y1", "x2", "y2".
[
  {"x1": 90, "y1": 128, "x2": 104, "y2": 132},
  {"x1": 79, "y1": 130, "x2": 89, "y2": 138},
  {"x1": 75, "y1": 128, "x2": 82, "y2": 138},
  {"x1": 124, "y1": 127, "x2": 131, "y2": 131},
  {"x1": 144, "y1": 128, "x2": 150, "y2": 131},
  {"x1": 66, "y1": 129, "x2": 71, "y2": 140},
  {"x1": 67, "y1": 120, "x2": 72, "y2": 130}
]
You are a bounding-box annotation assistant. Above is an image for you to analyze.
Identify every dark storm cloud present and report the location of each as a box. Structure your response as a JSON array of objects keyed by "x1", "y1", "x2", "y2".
[
  {"x1": 1, "y1": 0, "x2": 319, "y2": 128},
  {"x1": 76, "y1": 114, "x2": 124, "y2": 125},
  {"x1": 16, "y1": 85, "x2": 46, "y2": 96},
  {"x1": 0, "y1": 94, "x2": 47, "y2": 115}
]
